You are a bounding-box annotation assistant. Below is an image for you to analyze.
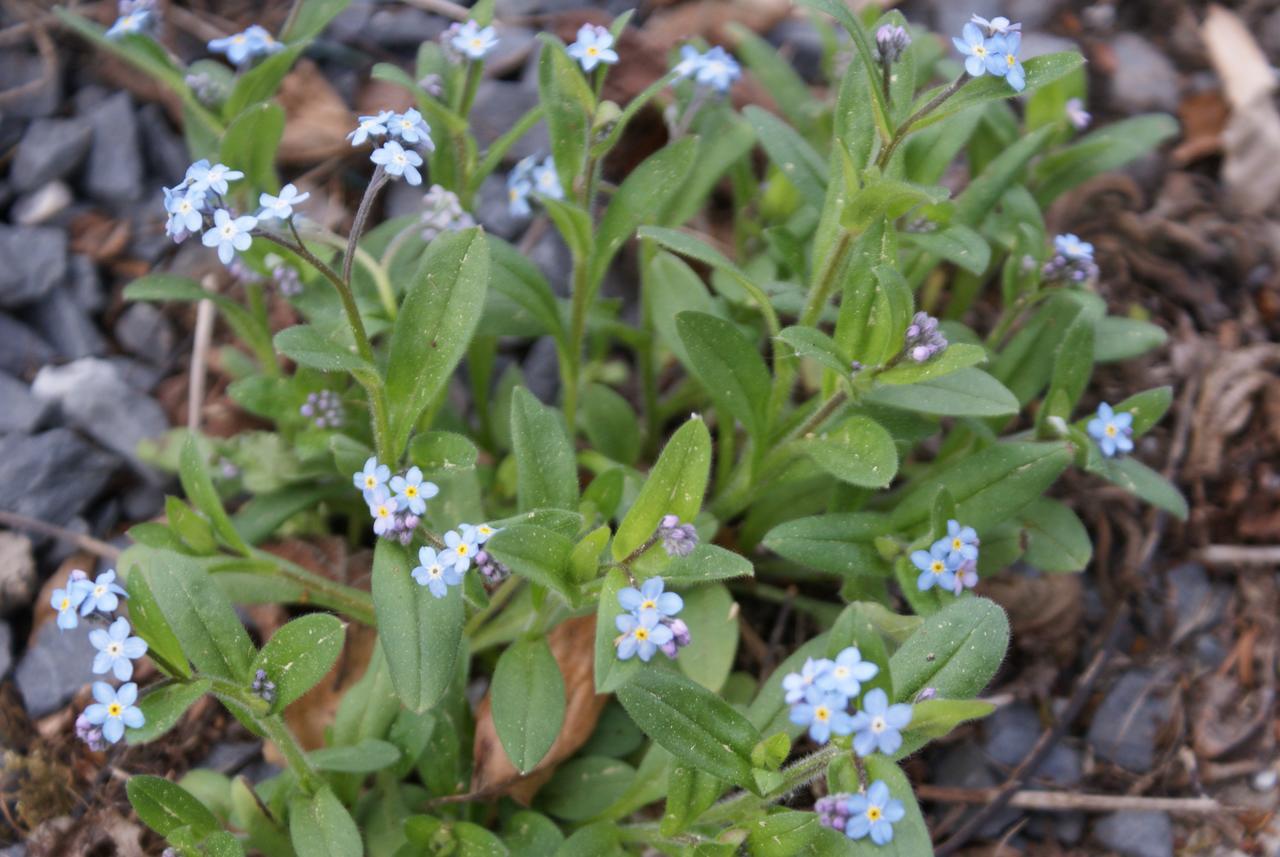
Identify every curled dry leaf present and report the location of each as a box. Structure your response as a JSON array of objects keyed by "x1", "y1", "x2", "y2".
[
  {"x1": 470, "y1": 615, "x2": 607, "y2": 803},
  {"x1": 278, "y1": 60, "x2": 357, "y2": 165},
  {"x1": 979, "y1": 573, "x2": 1083, "y2": 662}
]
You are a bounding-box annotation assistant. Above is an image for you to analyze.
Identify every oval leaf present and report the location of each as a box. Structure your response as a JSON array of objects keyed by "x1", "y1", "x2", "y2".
[{"x1": 492, "y1": 638, "x2": 567, "y2": 774}]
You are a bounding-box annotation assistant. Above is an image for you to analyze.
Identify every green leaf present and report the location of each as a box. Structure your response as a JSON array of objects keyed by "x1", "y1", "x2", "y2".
[
  {"x1": 485, "y1": 524, "x2": 576, "y2": 603},
  {"x1": 762, "y1": 513, "x2": 891, "y2": 578},
  {"x1": 1042, "y1": 314, "x2": 1095, "y2": 420},
  {"x1": 1020, "y1": 498, "x2": 1092, "y2": 573},
  {"x1": 385, "y1": 228, "x2": 490, "y2": 456},
  {"x1": 613, "y1": 417, "x2": 711, "y2": 561},
  {"x1": 676, "y1": 583, "x2": 738, "y2": 692},
  {"x1": 911, "y1": 53, "x2": 1087, "y2": 133},
  {"x1": 551, "y1": 821, "x2": 622, "y2": 857},
  {"x1": 616, "y1": 668, "x2": 760, "y2": 790},
  {"x1": 580, "y1": 384, "x2": 641, "y2": 465},
  {"x1": 251, "y1": 613, "x2": 345, "y2": 712},
  {"x1": 537, "y1": 757, "x2": 637, "y2": 822},
  {"x1": 492, "y1": 638, "x2": 567, "y2": 774},
  {"x1": 889, "y1": 597, "x2": 1009, "y2": 701},
  {"x1": 1090, "y1": 456, "x2": 1188, "y2": 520},
  {"x1": 487, "y1": 236, "x2": 565, "y2": 343},
  {"x1": 665, "y1": 544, "x2": 754, "y2": 583},
  {"x1": 953, "y1": 125, "x2": 1055, "y2": 227},
  {"x1": 746, "y1": 810, "x2": 854, "y2": 856},
  {"x1": 538, "y1": 36, "x2": 593, "y2": 192},
  {"x1": 541, "y1": 197, "x2": 593, "y2": 263},
  {"x1": 223, "y1": 44, "x2": 306, "y2": 119},
  {"x1": 180, "y1": 435, "x2": 251, "y2": 556},
  {"x1": 289, "y1": 787, "x2": 361, "y2": 857},
  {"x1": 663, "y1": 765, "x2": 725, "y2": 837},
  {"x1": 274, "y1": 325, "x2": 374, "y2": 376},
  {"x1": 371, "y1": 541, "x2": 465, "y2": 712},
  {"x1": 647, "y1": 252, "x2": 719, "y2": 367},
  {"x1": 127, "y1": 775, "x2": 219, "y2": 838},
  {"x1": 1110, "y1": 386, "x2": 1173, "y2": 436},
  {"x1": 127, "y1": 679, "x2": 210, "y2": 744},
  {"x1": 511, "y1": 387, "x2": 578, "y2": 512},
  {"x1": 898, "y1": 698, "x2": 996, "y2": 754},
  {"x1": 903, "y1": 225, "x2": 991, "y2": 275},
  {"x1": 676, "y1": 311, "x2": 771, "y2": 443},
  {"x1": 866, "y1": 367, "x2": 1018, "y2": 416},
  {"x1": 1093, "y1": 316, "x2": 1168, "y2": 363},
  {"x1": 876, "y1": 343, "x2": 988, "y2": 386},
  {"x1": 409, "y1": 431, "x2": 479, "y2": 472},
  {"x1": 728, "y1": 24, "x2": 817, "y2": 135},
  {"x1": 504, "y1": 810, "x2": 565, "y2": 856},
  {"x1": 123, "y1": 554, "x2": 191, "y2": 679},
  {"x1": 310, "y1": 738, "x2": 401, "y2": 773},
  {"x1": 744, "y1": 106, "x2": 828, "y2": 202},
  {"x1": 220, "y1": 102, "x2": 284, "y2": 193},
  {"x1": 776, "y1": 326, "x2": 850, "y2": 375},
  {"x1": 284, "y1": 0, "x2": 352, "y2": 41},
  {"x1": 803, "y1": 415, "x2": 899, "y2": 488},
  {"x1": 1034, "y1": 114, "x2": 1179, "y2": 205}
]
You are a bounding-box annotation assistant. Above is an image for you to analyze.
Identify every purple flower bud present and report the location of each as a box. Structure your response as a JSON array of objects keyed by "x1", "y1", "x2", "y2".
[
  {"x1": 76, "y1": 712, "x2": 108, "y2": 752},
  {"x1": 657, "y1": 515, "x2": 699, "y2": 557},
  {"x1": 668, "y1": 618, "x2": 691, "y2": 647},
  {"x1": 69, "y1": 568, "x2": 89, "y2": 583},
  {"x1": 915, "y1": 686, "x2": 937, "y2": 702},
  {"x1": 660, "y1": 514, "x2": 680, "y2": 529},
  {"x1": 874, "y1": 25, "x2": 911, "y2": 64}
]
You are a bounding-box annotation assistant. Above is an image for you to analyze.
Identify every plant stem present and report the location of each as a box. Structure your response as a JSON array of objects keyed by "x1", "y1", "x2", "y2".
[
  {"x1": 698, "y1": 744, "x2": 841, "y2": 825},
  {"x1": 876, "y1": 75, "x2": 966, "y2": 170},
  {"x1": 261, "y1": 712, "x2": 323, "y2": 793},
  {"x1": 252, "y1": 548, "x2": 376, "y2": 626},
  {"x1": 345, "y1": 168, "x2": 389, "y2": 289},
  {"x1": 463, "y1": 575, "x2": 523, "y2": 637},
  {"x1": 562, "y1": 260, "x2": 591, "y2": 436},
  {"x1": 800, "y1": 229, "x2": 854, "y2": 327}
]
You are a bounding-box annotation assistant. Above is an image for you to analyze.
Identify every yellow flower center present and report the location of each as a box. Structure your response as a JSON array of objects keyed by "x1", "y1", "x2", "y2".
[
  {"x1": 95, "y1": 586, "x2": 106, "y2": 596},
  {"x1": 586, "y1": 46, "x2": 599, "y2": 56},
  {"x1": 1105, "y1": 424, "x2": 1117, "y2": 437},
  {"x1": 635, "y1": 627, "x2": 649, "y2": 641},
  {"x1": 640, "y1": 599, "x2": 656, "y2": 611},
  {"x1": 377, "y1": 505, "x2": 392, "y2": 518},
  {"x1": 60, "y1": 598, "x2": 70, "y2": 610},
  {"x1": 974, "y1": 45, "x2": 987, "y2": 57},
  {"x1": 1006, "y1": 53, "x2": 1016, "y2": 67},
  {"x1": 107, "y1": 703, "x2": 123, "y2": 718},
  {"x1": 405, "y1": 486, "x2": 418, "y2": 498},
  {"x1": 952, "y1": 537, "x2": 963, "y2": 550},
  {"x1": 456, "y1": 545, "x2": 469, "y2": 557},
  {"x1": 931, "y1": 561, "x2": 945, "y2": 574},
  {"x1": 867, "y1": 806, "x2": 883, "y2": 822},
  {"x1": 470, "y1": 38, "x2": 484, "y2": 49},
  {"x1": 365, "y1": 475, "x2": 377, "y2": 488},
  {"x1": 834, "y1": 666, "x2": 849, "y2": 679},
  {"x1": 814, "y1": 706, "x2": 830, "y2": 722}
]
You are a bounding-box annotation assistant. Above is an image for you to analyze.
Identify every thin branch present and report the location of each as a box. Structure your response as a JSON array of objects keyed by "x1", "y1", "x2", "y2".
[
  {"x1": 918, "y1": 785, "x2": 1228, "y2": 815},
  {"x1": 0, "y1": 511, "x2": 120, "y2": 560},
  {"x1": 1198, "y1": 545, "x2": 1280, "y2": 566}
]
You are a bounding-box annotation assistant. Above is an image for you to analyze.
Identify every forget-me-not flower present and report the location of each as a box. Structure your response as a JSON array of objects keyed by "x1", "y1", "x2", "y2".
[
  {"x1": 1088, "y1": 402, "x2": 1134, "y2": 458},
  {"x1": 257, "y1": 184, "x2": 310, "y2": 221},
  {"x1": 1054, "y1": 233, "x2": 1094, "y2": 261},
  {"x1": 443, "y1": 528, "x2": 478, "y2": 572},
  {"x1": 209, "y1": 25, "x2": 281, "y2": 65},
  {"x1": 970, "y1": 14, "x2": 1020, "y2": 36},
  {"x1": 986, "y1": 33, "x2": 1026, "y2": 91},
  {"x1": 51, "y1": 585, "x2": 87, "y2": 630},
  {"x1": 845, "y1": 780, "x2": 906, "y2": 845},
  {"x1": 953, "y1": 22, "x2": 994, "y2": 77},
  {"x1": 615, "y1": 611, "x2": 673, "y2": 662},
  {"x1": 618, "y1": 576, "x2": 684, "y2": 625},
  {"x1": 463, "y1": 522, "x2": 498, "y2": 544},
  {"x1": 354, "y1": 456, "x2": 391, "y2": 499},
  {"x1": 77, "y1": 570, "x2": 127, "y2": 616},
  {"x1": 348, "y1": 111, "x2": 392, "y2": 146},
  {"x1": 412, "y1": 546, "x2": 463, "y2": 598},
  {"x1": 568, "y1": 24, "x2": 620, "y2": 72},
  {"x1": 506, "y1": 156, "x2": 535, "y2": 217},
  {"x1": 1066, "y1": 97, "x2": 1092, "y2": 130},
  {"x1": 451, "y1": 21, "x2": 498, "y2": 60},
  {"x1": 818, "y1": 647, "x2": 879, "y2": 699},
  {"x1": 82, "y1": 681, "x2": 145, "y2": 744},
  {"x1": 531, "y1": 156, "x2": 564, "y2": 200},
  {"x1": 90, "y1": 617, "x2": 149, "y2": 682},
  {"x1": 694, "y1": 46, "x2": 740, "y2": 93},
  {"x1": 185, "y1": 160, "x2": 243, "y2": 195},
  {"x1": 790, "y1": 686, "x2": 855, "y2": 744},
  {"x1": 387, "y1": 109, "x2": 435, "y2": 149},
  {"x1": 783, "y1": 657, "x2": 834, "y2": 704},
  {"x1": 911, "y1": 542, "x2": 958, "y2": 592},
  {"x1": 106, "y1": 10, "x2": 152, "y2": 40},
  {"x1": 390, "y1": 466, "x2": 438, "y2": 516},
  {"x1": 850, "y1": 688, "x2": 913, "y2": 757},
  {"x1": 367, "y1": 488, "x2": 398, "y2": 537},
  {"x1": 164, "y1": 186, "x2": 205, "y2": 240},
  {"x1": 202, "y1": 209, "x2": 258, "y2": 265},
  {"x1": 371, "y1": 140, "x2": 424, "y2": 186},
  {"x1": 938, "y1": 519, "x2": 979, "y2": 566}
]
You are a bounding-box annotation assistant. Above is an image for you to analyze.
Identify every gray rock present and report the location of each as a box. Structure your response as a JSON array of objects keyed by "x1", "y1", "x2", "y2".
[
  {"x1": 32, "y1": 359, "x2": 168, "y2": 470},
  {"x1": 766, "y1": 19, "x2": 824, "y2": 83},
  {"x1": 114, "y1": 303, "x2": 176, "y2": 366},
  {"x1": 10, "y1": 118, "x2": 93, "y2": 192},
  {"x1": 107, "y1": 356, "x2": 164, "y2": 392},
  {"x1": 384, "y1": 180, "x2": 427, "y2": 222},
  {"x1": 0, "y1": 842, "x2": 26, "y2": 857},
  {"x1": 934, "y1": 742, "x2": 1020, "y2": 838},
  {"x1": 0, "y1": 51, "x2": 60, "y2": 119},
  {"x1": 10, "y1": 181, "x2": 75, "y2": 226},
  {"x1": 68, "y1": 255, "x2": 104, "y2": 314},
  {"x1": 0, "y1": 621, "x2": 11, "y2": 679},
  {"x1": 983, "y1": 702, "x2": 1040, "y2": 767},
  {"x1": 365, "y1": 7, "x2": 446, "y2": 48},
  {"x1": 0, "y1": 225, "x2": 67, "y2": 309},
  {"x1": 1086, "y1": 669, "x2": 1174, "y2": 773},
  {"x1": 0, "y1": 315, "x2": 55, "y2": 377},
  {"x1": 1006, "y1": 0, "x2": 1055, "y2": 34},
  {"x1": 1166, "y1": 562, "x2": 1230, "y2": 644},
  {"x1": 1265, "y1": 8, "x2": 1280, "y2": 61},
  {"x1": 200, "y1": 740, "x2": 263, "y2": 774},
  {"x1": 121, "y1": 482, "x2": 166, "y2": 521},
  {"x1": 470, "y1": 80, "x2": 548, "y2": 164},
  {"x1": 137, "y1": 103, "x2": 189, "y2": 185},
  {"x1": 1093, "y1": 811, "x2": 1173, "y2": 857},
  {"x1": 0, "y1": 532, "x2": 37, "y2": 615},
  {"x1": 0, "y1": 429, "x2": 117, "y2": 527},
  {"x1": 15, "y1": 618, "x2": 98, "y2": 717},
  {"x1": 485, "y1": 26, "x2": 538, "y2": 76},
  {"x1": 0, "y1": 372, "x2": 52, "y2": 434},
  {"x1": 526, "y1": 227, "x2": 572, "y2": 295},
  {"x1": 1036, "y1": 742, "x2": 1082, "y2": 787},
  {"x1": 22, "y1": 287, "x2": 105, "y2": 360},
  {"x1": 495, "y1": 0, "x2": 584, "y2": 14},
  {"x1": 522, "y1": 336, "x2": 561, "y2": 404},
  {"x1": 1108, "y1": 34, "x2": 1180, "y2": 114},
  {"x1": 1019, "y1": 33, "x2": 1079, "y2": 61},
  {"x1": 82, "y1": 92, "x2": 144, "y2": 204},
  {"x1": 474, "y1": 173, "x2": 525, "y2": 240}
]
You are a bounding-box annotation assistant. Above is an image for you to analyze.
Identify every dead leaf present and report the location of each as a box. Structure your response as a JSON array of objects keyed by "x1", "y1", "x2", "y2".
[
  {"x1": 470, "y1": 615, "x2": 608, "y2": 803},
  {"x1": 979, "y1": 573, "x2": 1083, "y2": 662},
  {"x1": 1171, "y1": 89, "x2": 1228, "y2": 165},
  {"x1": 278, "y1": 60, "x2": 357, "y2": 165}
]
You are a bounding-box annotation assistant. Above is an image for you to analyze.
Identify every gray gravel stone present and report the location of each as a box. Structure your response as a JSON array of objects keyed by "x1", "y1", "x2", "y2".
[
  {"x1": 365, "y1": 7, "x2": 446, "y2": 48},
  {"x1": 0, "y1": 532, "x2": 37, "y2": 616},
  {"x1": 23, "y1": 287, "x2": 105, "y2": 360},
  {"x1": 0, "y1": 225, "x2": 67, "y2": 309},
  {"x1": 1108, "y1": 33, "x2": 1180, "y2": 113},
  {"x1": 0, "y1": 372, "x2": 52, "y2": 434},
  {"x1": 15, "y1": 617, "x2": 98, "y2": 717},
  {"x1": 1166, "y1": 562, "x2": 1230, "y2": 644},
  {"x1": 474, "y1": 173, "x2": 525, "y2": 240},
  {"x1": 200, "y1": 740, "x2": 263, "y2": 773},
  {"x1": 10, "y1": 118, "x2": 93, "y2": 193},
  {"x1": 32, "y1": 359, "x2": 168, "y2": 470},
  {"x1": 1093, "y1": 811, "x2": 1173, "y2": 857},
  {"x1": 68, "y1": 254, "x2": 104, "y2": 314},
  {"x1": 0, "y1": 51, "x2": 60, "y2": 119},
  {"x1": 10, "y1": 181, "x2": 74, "y2": 226},
  {"x1": 114, "y1": 303, "x2": 176, "y2": 366},
  {"x1": 983, "y1": 701, "x2": 1039, "y2": 767},
  {"x1": 1019, "y1": 33, "x2": 1080, "y2": 61},
  {"x1": 107, "y1": 356, "x2": 164, "y2": 393},
  {"x1": 526, "y1": 227, "x2": 572, "y2": 295},
  {"x1": 522, "y1": 336, "x2": 561, "y2": 405},
  {"x1": 470, "y1": 80, "x2": 548, "y2": 164},
  {"x1": 1086, "y1": 669, "x2": 1173, "y2": 773},
  {"x1": 137, "y1": 102, "x2": 189, "y2": 185},
  {"x1": 766, "y1": 19, "x2": 824, "y2": 83},
  {"x1": 82, "y1": 92, "x2": 144, "y2": 204},
  {"x1": 0, "y1": 621, "x2": 11, "y2": 679},
  {"x1": 0, "y1": 314, "x2": 56, "y2": 377},
  {"x1": 934, "y1": 742, "x2": 1020, "y2": 838},
  {"x1": 0, "y1": 429, "x2": 117, "y2": 526}
]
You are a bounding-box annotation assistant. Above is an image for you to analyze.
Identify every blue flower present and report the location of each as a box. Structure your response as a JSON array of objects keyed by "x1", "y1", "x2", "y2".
[
  {"x1": 673, "y1": 44, "x2": 704, "y2": 79},
  {"x1": 1054, "y1": 233, "x2": 1094, "y2": 261},
  {"x1": 201, "y1": 209, "x2": 257, "y2": 265},
  {"x1": 951, "y1": 560, "x2": 979, "y2": 595},
  {"x1": 77, "y1": 570, "x2": 127, "y2": 617},
  {"x1": 952, "y1": 22, "x2": 993, "y2": 78},
  {"x1": 82, "y1": 681, "x2": 145, "y2": 744},
  {"x1": 615, "y1": 611, "x2": 673, "y2": 662},
  {"x1": 782, "y1": 657, "x2": 834, "y2": 704},
  {"x1": 209, "y1": 25, "x2": 281, "y2": 65},
  {"x1": 51, "y1": 585, "x2": 87, "y2": 630},
  {"x1": 106, "y1": 10, "x2": 152, "y2": 40},
  {"x1": 366, "y1": 488, "x2": 398, "y2": 537},
  {"x1": 1087, "y1": 402, "x2": 1134, "y2": 458},
  {"x1": 937, "y1": 519, "x2": 979, "y2": 566},
  {"x1": 850, "y1": 688, "x2": 913, "y2": 757},
  {"x1": 443, "y1": 528, "x2": 479, "y2": 572},
  {"x1": 911, "y1": 542, "x2": 958, "y2": 592},
  {"x1": 818, "y1": 647, "x2": 879, "y2": 699},
  {"x1": 1066, "y1": 98, "x2": 1092, "y2": 130},
  {"x1": 348, "y1": 111, "x2": 392, "y2": 146},
  {"x1": 390, "y1": 466, "x2": 438, "y2": 516},
  {"x1": 412, "y1": 546, "x2": 463, "y2": 598},
  {"x1": 387, "y1": 109, "x2": 435, "y2": 150},
  {"x1": 845, "y1": 780, "x2": 906, "y2": 845},
  {"x1": 789, "y1": 686, "x2": 855, "y2": 744},
  {"x1": 163, "y1": 186, "x2": 205, "y2": 241},
  {"x1": 531, "y1": 156, "x2": 564, "y2": 201},
  {"x1": 970, "y1": 15, "x2": 1020, "y2": 36},
  {"x1": 568, "y1": 24, "x2": 619, "y2": 72},
  {"x1": 353, "y1": 456, "x2": 391, "y2": 500},
  {"x1": 463, "y1": 522, "x2": 498, "y2": 544},
  {"x1": 371, "y1": 140, "x2": 423, "y2": 186},
  {"x1": 258, "y1": 183, "x2": 310, "y2": 221},
  {"x1": 695, "y1": 46, "x2": 740, "y2": 93},
  {"x1": 451, "y1": 21, "x2": 498, "y2": 60},
  {"x1": 986, "y1": 33, "x2": 1025, "y2": 91},
  {"x1": 90, "y1": 617, "x2": 148, "y2": 682},
  {"x1": 618, "y1": 576, "x2": 683, "y2": 624},
  {"x1": 184, "y1": 160, "x2": 243, "y2": 195},
  {"x1": 506, "y1": 157, "x2": 534, "y2": 217}
]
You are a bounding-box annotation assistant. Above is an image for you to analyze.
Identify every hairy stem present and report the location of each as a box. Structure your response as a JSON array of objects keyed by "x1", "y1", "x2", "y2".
[
  {"x1": 876, "y1": 75, "x2": 966, "y2": 170},
  {"x1": 345, "y1": 168, "x2": 389, "y2": 289}
]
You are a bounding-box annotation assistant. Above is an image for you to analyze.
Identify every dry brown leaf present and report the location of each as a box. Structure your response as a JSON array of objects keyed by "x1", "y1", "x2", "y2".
[
  {"x1": 470, "y1": 615, "x2": 607, "y2": 803},
  {"x1": 979, "y1": 574, "x2": 1083, "y2": 661},
  {"x1": 278, "y1": 60, "x2": 357, "y2": 165},
  {"x1": 645, "y1": 0, "x2": 791, "y2": 46},
  {"x1": 1171, "y1": 89, "x2": 1228, "y2": 165}
]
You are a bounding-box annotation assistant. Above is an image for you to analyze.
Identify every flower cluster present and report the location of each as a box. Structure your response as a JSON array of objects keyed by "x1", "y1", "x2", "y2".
[
  {"x1": 1087, "y1": 402, "x2": 1134, "y2": 458},
  {"x1": 816, "y1": 782, "x2": 906, "y2": 845},
  {"x1": 953, "y1": 15, "x2": 1025, "y2": 91},
  {"x1": 657, "y1": 514, "x2": 699, "y2": 557},
  {"x1": 354, "y1": 457, "x2": 440, "y2": 543},
  {"x1": 105, "y1": 0, "x2": 158, "y2": 40},
  {"x1": 614, "y1": 577, "x2": 690, "y2": 662},
  {"x1": 269, "y1": 259, "x2": 304, "y2": 296},
  {"x1": 785, "y1": 648, "x2": 878, "y2": 742},
  {"x1": 902, "y1": 311, "x2": 948, "y2": 364},
  {"x1": 300, "y1": 390, "x2": 344, "y2": 429},
  {"x1": 251, "y1": 668, "x2": 277, "y2": 704},
  {"x1": 412, "y1": 524, "x2": 498, "y2": 598},
  {"x1": 568, "y1": 24, "x2": 619, "y2": 72},
  {"x1": 348, "y1": 110, "x2": 434, "y2": 186},
  {"x1": 673, "y1": 45, "x2": 741, "y2": 93},
  {"x1": 209, "y1": 25, "x2": 283, "y2": 66},
  {"x1": 911, "y1": 519, "x2": 980, "y2": 594},
  {"x1": 507, "y1": 154, "x2": 562, "y2": 218},
  {"x1": 873, "y1": 25, "x2": 912, "y2": 65},
  {"x1": 445, "y1": 20, "x2": 499, "y2": 61},
  {"x1": 420, "y1": 185, "x2": 476, "y2": 242},
  {"x1": 50, "y1": 569, "x2": 149, "y2": 747},
  {"x1": 1042, "y1": 233, "x2": 1099, "y2": 285}
]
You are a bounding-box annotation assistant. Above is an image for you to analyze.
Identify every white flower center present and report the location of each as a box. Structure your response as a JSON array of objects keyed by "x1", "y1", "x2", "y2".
[
  {"x1": 1105, "y1": 424, "x2": 1117, "y2": 437},
  {"x1": 95, "y1": 586, "x2": 106, "y2": 596},
  {"x1": 108, "y1": 643, "x2": 122, "y2": 655},
  {"x1": 871, "y1": 716, "x2": 886, "y2": 733}
]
